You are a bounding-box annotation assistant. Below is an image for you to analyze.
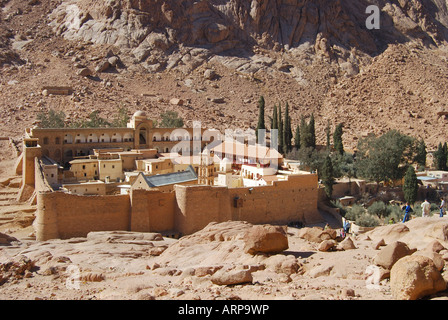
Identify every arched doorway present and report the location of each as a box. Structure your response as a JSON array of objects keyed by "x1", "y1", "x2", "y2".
[{"x1": 139, "y1": 128, "x2": 147, "y2": 146}]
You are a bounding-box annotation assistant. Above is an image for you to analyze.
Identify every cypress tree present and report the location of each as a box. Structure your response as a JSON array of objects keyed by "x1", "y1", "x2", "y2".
[
  {"x1": 435, "y1": 142, "x2": 447, "y2": 171},
  {"x1": 442, "y1": 142, "x2": 448, "y2": 171},
  {"x1": 283, "y1": 102, "x2": 292, "y2": 153},
  {"x1": 256, "y1": 96, "x2": 266, "y2": 143},
  {"x1": 294, "y1": 124, "x2": 301, "y2": 150},
  {"x1": 299, "y1": 116, "x2": 307, "y2": 149},
  {"x1": 415, "y1": 138, "x2": 427, "y2": 169},
  {"x1": 278, "y1": 104, "x2": 283, "y2": 153},
  {"x1": 321, "y1": 155, "x2": 335, "y2": 198},
  {"x1": 403, "y1": 166, "x2": 418, "y2": 205},
  {"x1": 272, "y1": 104, "x2": 278, "y2": 130},
  {"x1": 325, "y1": 120, "x2": 331, "y2": 150},
  {"x1": 309, "y1": 113, "x2": 316, "y2": 149},
  {"x1": 333, "y1": 123, "x2": 344, "y2": 155}
]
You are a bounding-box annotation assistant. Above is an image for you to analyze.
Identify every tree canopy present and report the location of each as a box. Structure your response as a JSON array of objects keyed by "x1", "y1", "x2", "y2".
[{"x1": 355, "y1": 130, "x2": 417, "y2": 185}]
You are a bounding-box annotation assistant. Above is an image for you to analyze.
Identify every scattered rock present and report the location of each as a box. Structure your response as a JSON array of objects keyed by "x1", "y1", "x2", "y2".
[
  {"x1": 107, "y1": 56, "x2": 120, "y2": 67},
  {"x1": 297, "y1": 227, "x2": 337, "y2": 243},
  {"x1": 77, "y1": 67, "x2": 93, "y2": 77},
  {"x1": 210, "y1": 267, "x2": 253, "y2": 286},
  {"x1": 204, "y1": 69, "x2": 217, "y2": 80},
  {"x1": 308, "y1": 264, "x2": 334, "y2": 278},
  {"x1": 263, "y1": 255, "x2": 300, "y2": 276},
  {"x1": 318, "y1": 240, "x2": 337, "y2": 252},
  {"x1": 169, "y1": 98, "x2": 184, "y2": 106},
  {"x1": 337, "y1": 236, "x2": 357, "y2": 250},
  {"x1": 95, "y1": 60, "x2": 110, "y2": 73},
  {"x1": 0, "y1": 233, "x2": 18, "y2": 246},
  {"x1": 373, "y1": 238, "x2": 386, "y2": 250}
]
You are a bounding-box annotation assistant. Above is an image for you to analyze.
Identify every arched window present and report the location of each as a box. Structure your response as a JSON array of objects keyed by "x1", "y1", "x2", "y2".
[{"x1": 43, "y1": 137, "x2": 49, "y2": 145}]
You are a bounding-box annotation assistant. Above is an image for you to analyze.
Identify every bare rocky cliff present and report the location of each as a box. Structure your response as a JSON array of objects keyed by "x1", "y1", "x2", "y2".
[
  {"x1": 49, "y1": 0, "x2": 448, "y2": 71},
  {"x1": 1, "y1": 0, "x2": 448, "y2": 149}
]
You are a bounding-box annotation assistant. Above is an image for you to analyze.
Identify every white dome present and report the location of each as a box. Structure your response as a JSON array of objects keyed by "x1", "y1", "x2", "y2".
[{"x1": 133, "y1": 110, "x2": 147, "y2": 117}]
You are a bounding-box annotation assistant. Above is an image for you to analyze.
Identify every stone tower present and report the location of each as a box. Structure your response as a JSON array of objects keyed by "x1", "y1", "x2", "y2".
[{"x1": 198, "y1": 150, "x2": 215, "y2": 185}]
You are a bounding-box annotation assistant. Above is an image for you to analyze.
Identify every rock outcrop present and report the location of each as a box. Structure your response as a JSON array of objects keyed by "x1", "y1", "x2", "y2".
[{"x1": 48, "y1": 0, "x2": 448, "y2": 76}]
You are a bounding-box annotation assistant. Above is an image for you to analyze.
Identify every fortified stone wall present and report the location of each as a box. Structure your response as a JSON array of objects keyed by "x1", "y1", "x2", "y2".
[
  {"x1": 174, "y1": 174, "x2": 321, "y2": 235},
  {"x1": 35, "y1": 192, "x2": 131, "y2": 240},
  {"x1": 35, "y1": 171, "x2": 321, "y2": 240}
]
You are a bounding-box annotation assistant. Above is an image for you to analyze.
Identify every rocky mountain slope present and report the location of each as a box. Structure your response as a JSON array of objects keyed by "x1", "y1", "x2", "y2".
[{"x1": 1, "y1": 0, "x2": 448, "y2": 150}]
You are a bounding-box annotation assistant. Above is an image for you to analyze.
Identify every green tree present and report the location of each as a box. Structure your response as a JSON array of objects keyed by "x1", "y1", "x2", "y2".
[
  {"x1": 321, "y1": 154, "x2": 335, "y2": 198},
  {"x1": 309, "y1": 113, "x2": 316, "y2": 149},
  {"x1": 256, "y1": 96, "x2": 266, "y2": 143},
  {"x1": 37, "y1": 109, "x2": 66, "y2": 128},
  {"x1": 356, "y1": 130, "x2": 416, "y2": 188},
  {"x1": 299, "y1": 116, "x2": 308, "y2": 149},
  {"x1": 294, "y1": 124, "x2": 301, "y2": 150},
  {"x1": 325, "y1": 120, "x2": 331, "y2": 150},
  {"x1": 333, "y1": 123, "x2": 344, "y2": 155},
  {"x1": 111, "y1": 106, "x2": 130, "y2": 127},
  {"x1": 403, "y1": 165, "x2": 419, "y2": 205},
  {"x1": 414, "y1": 138, "x2": 427, "y2": 170},
  {"x1": 272, "y1": 104, "x2": 278, "y2": 130},
  {"x1": 71, "y1": 111, "x2": 111, "y2": 128},
  {"x1": 434, "y1": 142, "x2": 447, "y2": 171},
  {"x1": 159, "y1": 111, "x2": 184, "y2": 128},
  {"x1": 283, "y1": 102, "x2": 292, "y2": 153},
  {"x1": 278, "y1": 104, "x2": 283, "y2": 154}
]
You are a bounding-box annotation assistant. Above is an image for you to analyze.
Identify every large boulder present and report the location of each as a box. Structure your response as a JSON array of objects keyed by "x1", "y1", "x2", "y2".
[
  {"x1": 297, "y1": 227, "x2": 337, "y2": 243},
  {"x1": 243, "y1": 225, "x2": 288, "y2": 255},
  {"x1": 390, "y1": 255, "x2": 446, "y2": 300},
  {"x1": 337, "y1": 236, "x2": 357, "y2": 251},
  {"x1": 318, "y1": 240, "x2": 337, "y2": 252},
  {"x1": 374, "y1": 241, "x2": 415, "y2": 270}
]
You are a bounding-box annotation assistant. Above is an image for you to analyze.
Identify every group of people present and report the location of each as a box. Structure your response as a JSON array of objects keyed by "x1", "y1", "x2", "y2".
[{"x1": 402, "y1": 198, "x2": 446, "y2": 223}]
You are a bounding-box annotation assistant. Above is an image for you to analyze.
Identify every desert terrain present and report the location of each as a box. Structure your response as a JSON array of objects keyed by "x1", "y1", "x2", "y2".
[{"x1": 2, "y1": 0, "x2": 448, "y2": 303}]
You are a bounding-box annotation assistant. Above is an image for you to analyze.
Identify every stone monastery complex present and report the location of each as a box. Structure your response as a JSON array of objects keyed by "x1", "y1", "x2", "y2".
[{"x1": 16, "y1": 111, "x2": 323, "y2": 241}]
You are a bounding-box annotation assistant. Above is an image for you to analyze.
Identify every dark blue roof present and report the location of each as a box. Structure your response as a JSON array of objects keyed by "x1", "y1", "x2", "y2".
[{"x1": 143, "y1": 165, "x2": 197, "y2": 187}]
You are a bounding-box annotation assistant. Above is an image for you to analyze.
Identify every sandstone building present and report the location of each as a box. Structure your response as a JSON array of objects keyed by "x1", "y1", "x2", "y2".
[{"x1": 17, "y1": 111, "x2": 323, "y2": 240}]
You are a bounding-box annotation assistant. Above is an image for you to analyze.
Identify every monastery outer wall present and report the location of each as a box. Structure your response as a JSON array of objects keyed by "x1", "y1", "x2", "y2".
[
  {"x1": 130, "y1": 189, "x2": 176, "y2": 233},
  {"x1": 35, "y1": 192, "x2": 131, "y2": 240},
  {"x1": 174, "y1": 174, "x2": 321, "y2": 235},
  {"x1": 34, "y1": 172, "x2": 321, "y2": 240}
]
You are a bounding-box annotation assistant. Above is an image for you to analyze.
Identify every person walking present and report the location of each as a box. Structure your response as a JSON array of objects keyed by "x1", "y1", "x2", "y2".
[
  {"x1": 402, "y1": 202, "x2": 412, "y2": 223},
  {"x1": 421, "y1": 199, "x2": 431, "y2": 217},
  {"x1": 440, "y1": 198, "x2": 445, "y2": 218}
]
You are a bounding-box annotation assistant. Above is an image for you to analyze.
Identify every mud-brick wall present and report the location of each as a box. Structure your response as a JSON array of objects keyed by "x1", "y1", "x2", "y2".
[
  {"x1": 173, "y1": 174, "x2": 321, "y2": 235},
  {"x1": 35, "y1": 192, "x2": 131, "y2": 240},
  {"x1": 130, "y1": 189, "x2": 176, "y2": 233},
  {"x1": 174, "y1": 185, "x2": 232, "y2": 235},
  {"x1": 229, "y1": 174, "x2": 320, "y2": 225}
]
